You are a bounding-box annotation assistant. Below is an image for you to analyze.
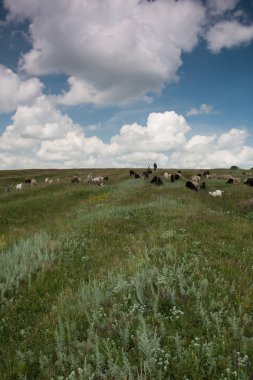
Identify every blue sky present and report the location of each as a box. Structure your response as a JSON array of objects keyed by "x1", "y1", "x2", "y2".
[{"x1": 0, "y1": 0, "x2": 253, "y2": 169}]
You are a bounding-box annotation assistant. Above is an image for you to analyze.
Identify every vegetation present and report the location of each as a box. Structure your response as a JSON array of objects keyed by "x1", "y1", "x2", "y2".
[{"x1": 0, "y1": 168, "x2": 253, "y2": 379}]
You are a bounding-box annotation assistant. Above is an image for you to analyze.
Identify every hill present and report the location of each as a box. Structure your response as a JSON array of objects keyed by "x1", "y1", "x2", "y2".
[{"x1": 0, "y1": 168, "x2": 253, "y2": 379}]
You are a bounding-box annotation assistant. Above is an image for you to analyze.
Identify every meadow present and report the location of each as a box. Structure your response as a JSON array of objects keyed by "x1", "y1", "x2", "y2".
[{"x1": 0, "y1": 168, "x2": 253, "y2": 380}]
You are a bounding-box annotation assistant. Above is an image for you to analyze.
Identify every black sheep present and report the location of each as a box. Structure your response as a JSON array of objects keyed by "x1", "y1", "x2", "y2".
[
  {"x1": 150, "y1": 176, "x2": 163, "y2": 185},
  {"x1": 244, "y1": 178, "x2": 253, "y2": 186},
  {"x1": 186, "y1": 181, "x2": 198, "y2": 191},
  {"x1": 226, "y1": 178, "x2": 234, "y2": 184}
]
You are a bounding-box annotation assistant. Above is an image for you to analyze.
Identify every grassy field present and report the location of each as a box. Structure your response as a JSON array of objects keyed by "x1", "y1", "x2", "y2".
[{"x1": 0, "y1": 168, "x2": 253, "y2": 380}]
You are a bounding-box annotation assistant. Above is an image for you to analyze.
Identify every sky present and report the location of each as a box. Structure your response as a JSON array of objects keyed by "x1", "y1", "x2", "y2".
[{"x1": 0, "y1": 0, "x2": 253, "y2": 169}]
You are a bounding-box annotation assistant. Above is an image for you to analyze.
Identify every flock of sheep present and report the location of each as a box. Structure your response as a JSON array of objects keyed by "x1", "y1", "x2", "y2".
[
  {"x1": 5, "y1": 173, "x2": 109, "y2": 192},
  {"x1": 5, "y1": 169, "x2": 253, "y2": 196},
  {"x1": 129, "y1": 168, "x2": 253, "y2": 198}
]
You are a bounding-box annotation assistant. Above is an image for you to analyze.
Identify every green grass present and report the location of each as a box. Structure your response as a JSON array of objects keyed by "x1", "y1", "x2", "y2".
[{"x1": 0, "y1": 168, "x2": 253, "y2": 379}]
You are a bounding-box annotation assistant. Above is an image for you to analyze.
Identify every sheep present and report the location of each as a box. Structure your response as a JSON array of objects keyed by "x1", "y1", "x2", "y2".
[
  {"x1": 191, "y1": 175, "x2": 201, "y2": 183},
  {"x1": 49, "y1": 179, "x2": 54, "y2": 184},
  {"x1": 45, "y1": 178, "x2": 49, "y2": 183},
  {"x1": 186, "y1": 181, "x2": 198, "y2": 191},
  {"x1": 134, "y1": 173, "x2": 141, "y2": 179},
  {"x1": 207, "y1": 173, "x2": 216, "y2": 179},
  {"x1": 91, "y1": 176, "x2": 104, "y2": 186},
  {"x1": 200, "y1": 181, "x2": 206, "y2": 189},
  {"x1": 86, "y1": 173, "x2": 94, "y2": 183},
  {"x1": 150, "y1": 176, "x2": 163, "y2": 185},
  {"x1": 164, "y1": 172, "x2": 175, "y2": 182},
  {"x1": 16, "y1": 183, "x2": 23, "y2": 190},
  {"x1": 244, "y1": 178, "x2": 253, "y2": 187},
  {"x1": 129, "y1": 170, "x2": 135, "y2": 176},
  {"x1": 25, "y1": 178, "x2": 32, "y2": 184},
  {"x1": 209, "y1": 190, "x2": 224, "y2": 197},
  {"x1": 142, "y1": 168, "x2": 152, "y2": 178},
  {"x1": 31, "y1": 179, "x2": 37, "y2": 187},
  {"x1": 71, "y1": 175, "x2": 81, "y2": 184},
  {"x1": 232, "y1": 177, "x2": 241, "y2": 184}
]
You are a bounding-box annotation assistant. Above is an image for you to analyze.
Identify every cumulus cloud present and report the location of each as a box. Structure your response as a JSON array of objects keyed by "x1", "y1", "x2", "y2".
[
  {"x1": 206, "y1": 0, "x2": 239, "y2": 15},
  {"x1": 1, "y1": 103, "x2": 253, "y2": 169},
  {"x1": 206, "y1": 20, "x2": 253, "y2": 52},
  {"x1": 0, "y1": 64, "x2": 43, "y2": 113},
  {"x1": 4, "y1": 0, "x2": 205, "y2": 106},
  {"x1": 186, "y1": 103, "x2": 215, "y2": 116}
]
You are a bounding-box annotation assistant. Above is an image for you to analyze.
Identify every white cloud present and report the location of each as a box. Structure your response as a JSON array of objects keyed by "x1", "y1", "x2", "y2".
[
  {"x1": 0, "y1": 65, "x2": 43, "y2": 113},
  {"x1": 206, "y1": 20, "x2": 253, "y2": 52},
  {"x1": 206, "y1": 0, "x2": 239, "y2": 15},
  {"x1": 4, "y1": 0, "x2": 205, "y2": 106},
  {"x1": 1, "y1": 102, "x2": 253, "y2": 169},
  {"x1": 186, "y1": 103, "x2": 215, "y2": 116}
]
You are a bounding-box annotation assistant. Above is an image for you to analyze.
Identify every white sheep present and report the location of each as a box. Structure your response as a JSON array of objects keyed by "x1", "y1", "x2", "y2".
[
  {"x1": 31, "y1": 179, "x2": 37, "y2": 186},
  {"x1": 16, "y1": 183, "x2": 23, "y2": 190},
  {"x1": 45, "y1": 178, "x2": 49, "y2": 183},
  {"x1": 209, "y1": 190, "x2": 224, "y2": 197},
  {"x1": 191, "y1": 175, "x2": 201, "y2": 183},
  {"x1": 49, "y1": 179, "x2": 53, "y2": 184}
]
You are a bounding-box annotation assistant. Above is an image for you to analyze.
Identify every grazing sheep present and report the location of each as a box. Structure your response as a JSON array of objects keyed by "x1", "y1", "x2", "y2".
[
  {"x1": 191, "y1": 175, "x2": 201, "y2": 183},
  {"x1": 25, "y1": 178, "x2": 32, "y2": 184},
  {"x1": 142, "y1": 169, "x2": 152, "y2": 178},
  {"x1": 206, "y1": 173, "x2": 216, "y2": 179},
  {"x1": 45, "y1": 178, "x2": 49, "y2": 183},
  {"x1": 226, "y1": 178, "x2": 234, "y2": 184},
  {"x1": 31, "y1": 179, "x2": 37, "y2": 187},
  {"x1": 134, "y1": 173, "x2": 141, "y2": 179},
  {"x1": 49, "y1": 179, "x2": 53, "y2": 184},
  {"x1": 163, "y1": 172, "x2": 170, "y2": 179},
  {"x1": 244, "y1": 178, "x2": 253, "y2": 187},
  {"x1": 91, "y1": 176, "x2": 104, "y2": 186},
  {"x1": 202, "y1": 170, "x2": 210, "y2": 176},
  {"x1": 86, "y1": 173, "x2": 94, "y2": 183},
  {"x1": 129, "y1": 170, "x2": 135, "y2": 176},
  {"x1": 186, "y1": 181, "x2": 198, "y2": 191},
  {"x1": 16, "y1": 183, "x2": 23, "y2": 190},
  {"x1": 209, "y1": 190, "x2": 224, "y2": 197},
  {"x1": 216, "y1": 174, "x2": 233, "y2": 180},
  {"x1": 232, "y1": 177, "x2": 241, "y2": 184},
  {"x1": 71, "y1": 175, "x2": 81, "y2": 184},
  {"x1": 150, "y1": 176, "x2": 163, "y2": 185}
]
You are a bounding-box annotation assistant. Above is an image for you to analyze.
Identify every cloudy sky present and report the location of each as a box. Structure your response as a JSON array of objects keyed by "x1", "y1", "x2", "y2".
[{"x1": 0, "y1": 0, "x2": 253, "y2": 169}]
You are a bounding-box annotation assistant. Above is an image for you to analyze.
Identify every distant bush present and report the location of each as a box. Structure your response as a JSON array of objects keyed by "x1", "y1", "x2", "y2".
[{"x1": 230, "y1": 165, "x2": 239, "y2": 170}]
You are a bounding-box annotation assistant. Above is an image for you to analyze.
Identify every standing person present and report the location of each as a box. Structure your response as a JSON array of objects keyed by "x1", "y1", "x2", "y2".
[{"x1": 153, "y1": 162, "x2": 157, "y2": 171}]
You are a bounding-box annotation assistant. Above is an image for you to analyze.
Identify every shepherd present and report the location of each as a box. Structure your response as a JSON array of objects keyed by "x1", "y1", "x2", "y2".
[{"x1": 153, "y1": 162, "x2": 157, "y2": 171}]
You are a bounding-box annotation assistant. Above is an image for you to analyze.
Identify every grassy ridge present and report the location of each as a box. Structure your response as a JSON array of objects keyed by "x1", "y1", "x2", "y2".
[{"x1": 0, "y1": 168, "x2": 253, "y2": 379}]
